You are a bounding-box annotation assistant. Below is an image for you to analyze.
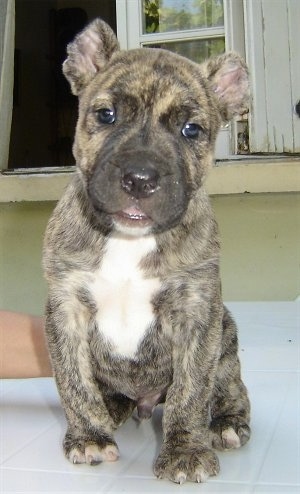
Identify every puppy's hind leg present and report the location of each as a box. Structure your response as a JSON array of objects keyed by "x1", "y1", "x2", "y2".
[
  {"x1": 102, "y1": 388, "x2": 136, "y2": 427},
  {"x1": 209, "y1": 306, "x2": 251, "y2": 450}
]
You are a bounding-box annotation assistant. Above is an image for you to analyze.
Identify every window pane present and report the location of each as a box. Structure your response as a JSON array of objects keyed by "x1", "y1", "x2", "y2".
[
  {"x1": 146, "y1": 37, "x2": 225, "y2": 63},
  {"x1": 143, "y1": 0, "x2": 224, "y2": 34}
]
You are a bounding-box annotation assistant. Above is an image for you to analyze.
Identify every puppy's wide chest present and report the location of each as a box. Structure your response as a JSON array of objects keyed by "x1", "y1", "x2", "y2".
[{"x1": 89, "y1": 234, "x2": 161, "y2": 358}]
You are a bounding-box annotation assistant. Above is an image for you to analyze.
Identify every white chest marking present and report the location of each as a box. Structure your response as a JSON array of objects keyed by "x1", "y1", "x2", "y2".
[{"x1": 90, "y1": 234, "x2": 160, "y2": 358}]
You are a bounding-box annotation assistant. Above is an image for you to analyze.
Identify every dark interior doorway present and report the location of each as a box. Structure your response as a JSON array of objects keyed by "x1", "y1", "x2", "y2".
[{"x1": 8, "y1": 0, "x2": 116, "y2": 169}]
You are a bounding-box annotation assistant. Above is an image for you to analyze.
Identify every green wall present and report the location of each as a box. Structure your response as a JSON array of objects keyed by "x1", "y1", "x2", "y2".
[
  {"x1": 0, "y1": 193, "x2": 299, "y2": 315},
  {"x1": 0, "y1": 201, "x2": 50, "y2": 314}
]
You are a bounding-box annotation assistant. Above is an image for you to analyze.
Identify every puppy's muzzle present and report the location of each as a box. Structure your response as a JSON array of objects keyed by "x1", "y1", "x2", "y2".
[{"x1": 121, "y1": 164, "x2": 160, "y2": 199}]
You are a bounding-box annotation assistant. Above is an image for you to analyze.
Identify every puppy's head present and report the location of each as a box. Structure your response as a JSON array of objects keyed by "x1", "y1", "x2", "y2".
[{"x1": 63, "y1": 19, "x2": 249, "y2": 236}]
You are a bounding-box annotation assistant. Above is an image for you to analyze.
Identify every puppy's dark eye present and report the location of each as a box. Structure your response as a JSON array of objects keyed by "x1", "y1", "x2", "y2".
[
  {"x1": 181, "y1": 122, "x2": 202, "y2": 138},
  {"x1": 96, "y1": 108, "x2": 116, "y2": 124}
]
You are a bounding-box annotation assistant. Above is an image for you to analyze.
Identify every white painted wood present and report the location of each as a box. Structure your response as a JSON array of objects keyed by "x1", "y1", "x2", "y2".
[
  {"x1": 245, "y1": 0, "x2": 300, "y2": 153},
  {"x1": 224, "y1": 0, "x2": 245, "y2": 56},
  {"x1": 138, "y1": 27, "x2": 225, "y2": 45},
  {"x1": 116, "y1": 0, "x2": 129, "y2": 50},
  {"x1": 123, "y1": 0, "x2": 141, "y2": 49},
  {"x1": 263, "y1": 0, "x2": 293, "y2": 153},
  {"x1": 224, "y1": 0, "x2": 246, "y2": 154},
  {"x1": 288, "y1": 0, "x2": 300, "y2": 151},
  {"x1": 244, "y1": 0, "x2": 268, "y2": 153}
]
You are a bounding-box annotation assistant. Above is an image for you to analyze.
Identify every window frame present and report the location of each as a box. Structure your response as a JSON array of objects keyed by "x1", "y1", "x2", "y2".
[
  {"x1": 0, "y1": 0, "x2": 15, "y2": 173},
  {"x1": 122, "y1": 1, "x2": 226, "y2": 48}
]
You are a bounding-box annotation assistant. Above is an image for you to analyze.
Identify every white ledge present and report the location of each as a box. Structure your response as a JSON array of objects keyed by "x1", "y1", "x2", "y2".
[
  {"x1": 0, "y1": 159, "x2": 299, "y2": 202},
  {"x1": 206, "y1": 159, "x2": 300, "y2": 195}
]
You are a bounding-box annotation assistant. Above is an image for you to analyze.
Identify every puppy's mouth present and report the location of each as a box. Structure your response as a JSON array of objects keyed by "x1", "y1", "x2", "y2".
[{"x1": 113, "y1": 206, "x2": 153, "y2": 227}]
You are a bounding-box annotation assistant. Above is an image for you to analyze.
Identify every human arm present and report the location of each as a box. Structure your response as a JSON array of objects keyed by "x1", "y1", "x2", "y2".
[{"x1": 0, "y1": 311, "x2": 52, "y2": 378}]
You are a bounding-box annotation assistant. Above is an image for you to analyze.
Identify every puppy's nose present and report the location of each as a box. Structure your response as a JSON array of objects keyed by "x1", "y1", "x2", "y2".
[{"x1": 121, "y1": 165, "x2": 159, "y2": 199}]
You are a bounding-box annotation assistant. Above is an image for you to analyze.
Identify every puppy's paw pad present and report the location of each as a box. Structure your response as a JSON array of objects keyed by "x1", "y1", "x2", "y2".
[
  {"x1": 85, "y1": 443, "x2": 108, "y2": 465},
  {"x1": 67, "y1": 440, "x2": 120, "y2": 466},
  {"x1": 210, "y1": 418, "x2": 251, "y2": 450},
  {"x1": 221, "y1": 427, "x2": 241, "y2": 449},
  {"x1": 99, "y1": 444, "x2": 119, "y2": 462},
  {"x1": 174, "y1": 472, "x2": 187, "y2": 485},
  {"x1": 195, "y1": 468, "x2": 209, "y2": 483}
]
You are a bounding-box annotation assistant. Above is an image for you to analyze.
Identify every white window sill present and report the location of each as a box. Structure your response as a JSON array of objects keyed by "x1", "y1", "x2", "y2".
[
  {"x1": 206, "y1": 157, "x2": 300, "y2": 195},
  {"x1": 0, "y1": 158, "x2": 299, "y2": 202}
]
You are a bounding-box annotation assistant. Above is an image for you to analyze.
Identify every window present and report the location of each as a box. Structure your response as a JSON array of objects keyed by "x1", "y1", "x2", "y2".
[{"x1": 117, "y1": 0, "x2": 300, "y2": 157}]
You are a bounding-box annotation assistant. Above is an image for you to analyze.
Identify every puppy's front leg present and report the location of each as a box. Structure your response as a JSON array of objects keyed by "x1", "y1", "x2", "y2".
[
  {"x1": 154, "y1": 320, "x2": 221, "y2": 484},
  {"x1": 45, "y1": 300, "x2": 119, "y2": 466}
]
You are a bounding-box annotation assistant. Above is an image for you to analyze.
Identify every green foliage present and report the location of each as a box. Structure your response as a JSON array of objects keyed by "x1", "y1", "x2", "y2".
[{"x1": 144, "y1": 0, "x2": 160, "y2": 33}]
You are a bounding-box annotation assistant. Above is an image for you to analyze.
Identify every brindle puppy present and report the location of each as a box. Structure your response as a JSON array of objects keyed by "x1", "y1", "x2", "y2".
[{"x1": 43, "y1": 18, "x2": 251, "y2": 484}]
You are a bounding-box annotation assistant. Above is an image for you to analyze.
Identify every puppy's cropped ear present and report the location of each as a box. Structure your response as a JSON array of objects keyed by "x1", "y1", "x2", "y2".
[
  {"x1": 201, "y1": 52, "x2": 249, "y2": 122},
  {"x1": 63, "y1": 18, "x2": 120, "y2": 96}
]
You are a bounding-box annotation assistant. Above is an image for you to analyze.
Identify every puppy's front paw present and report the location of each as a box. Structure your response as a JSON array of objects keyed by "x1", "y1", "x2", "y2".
[
  {"x1": 154, "y1": 446, "x2": 220, "y2": 484},
  {"x1": 64, "y1": 433, "x2": 119, "y2": 465}
]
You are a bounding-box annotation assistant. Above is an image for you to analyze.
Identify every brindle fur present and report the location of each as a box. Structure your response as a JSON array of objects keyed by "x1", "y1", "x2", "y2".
[{"x1": 43, "y1": 19, "x2": 251, "y2": 484}]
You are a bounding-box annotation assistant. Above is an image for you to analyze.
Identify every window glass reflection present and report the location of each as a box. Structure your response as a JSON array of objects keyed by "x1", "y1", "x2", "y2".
[{"x1": 143, "y1": 0, "x2": 224, "y2": 34}]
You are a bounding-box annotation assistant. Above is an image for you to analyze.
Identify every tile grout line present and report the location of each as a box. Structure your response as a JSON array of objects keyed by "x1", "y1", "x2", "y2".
[
  {"x1": 251, "y1": 378, "x2": 296, "y2": 489},
  {"x1": 1, "y1": 420, "x2": 58, "y2": 466}
]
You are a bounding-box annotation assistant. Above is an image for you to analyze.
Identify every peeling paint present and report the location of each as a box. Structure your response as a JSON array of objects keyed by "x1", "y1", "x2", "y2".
[{"x1": 246, "y1": 0, "x2": 300, "y2": 154}]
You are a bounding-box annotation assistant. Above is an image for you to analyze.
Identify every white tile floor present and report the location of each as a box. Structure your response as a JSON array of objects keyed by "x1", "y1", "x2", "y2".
[{"x1": 1, "y1": 302, "x2": 299, "y2": 493}]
